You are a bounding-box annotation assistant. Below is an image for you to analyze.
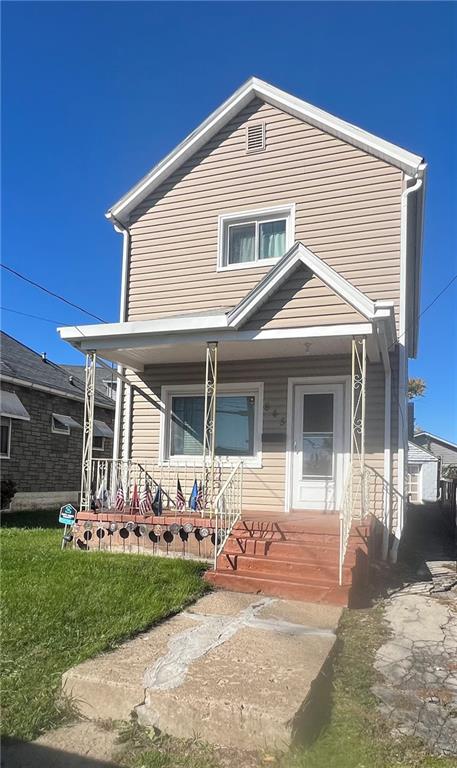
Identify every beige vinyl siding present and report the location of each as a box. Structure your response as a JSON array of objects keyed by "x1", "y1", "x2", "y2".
[
  {"x1": 122, "y1": 355, "x2": 397, "y2": 524},
  {"x1": 127, "y1": 98, "x2": 402, "y2": 327},
  {"x1": 243, "y1": 266, "x2": 364, "y2": 330}
]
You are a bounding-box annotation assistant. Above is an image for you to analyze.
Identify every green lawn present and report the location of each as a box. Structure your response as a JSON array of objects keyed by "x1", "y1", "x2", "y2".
[{"x1": 0, "y1": 511, "x2": 208, "y2": 742}]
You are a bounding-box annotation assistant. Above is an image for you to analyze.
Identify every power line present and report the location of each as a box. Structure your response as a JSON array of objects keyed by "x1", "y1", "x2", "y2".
[
  {"x1": 1, "y1": 306, "x2": 66, "y2": 325},
  {"x1": 390, "y1": 272, "x2": 457, "y2": 352},
  {"x1": 1, "y1": 263, "x2": 107, "y2": 323}
]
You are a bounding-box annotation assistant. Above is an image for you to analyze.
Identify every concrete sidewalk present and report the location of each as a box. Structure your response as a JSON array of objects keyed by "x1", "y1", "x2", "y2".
[{"x1": 62, "y1": 591, "x2": 342, "y2": 751}]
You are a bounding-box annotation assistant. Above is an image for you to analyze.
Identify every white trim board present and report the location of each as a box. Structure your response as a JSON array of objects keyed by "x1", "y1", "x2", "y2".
[{"x1": 107, "y1": 77, "x2": 424, "y2": 224}]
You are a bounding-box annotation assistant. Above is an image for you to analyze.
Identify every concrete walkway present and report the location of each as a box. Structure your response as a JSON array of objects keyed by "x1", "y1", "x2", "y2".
[
  {"x1": 373, "y1": 503, "x2": 457, "y2": 756},
  {"x1": 62, "y1": 591, "x2": 342, "y2": 751}
]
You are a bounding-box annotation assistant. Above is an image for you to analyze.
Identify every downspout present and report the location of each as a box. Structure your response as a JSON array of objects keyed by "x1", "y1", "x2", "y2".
[
  {"x1": 378, "y1": 324, "x2": 392, "y2": 560},
  {"x1": 391, "y1": 173, "x2": 424, "y2": 562},
  {"x1": 109, "y1": 214, "x2": 130, "y2": 465}
]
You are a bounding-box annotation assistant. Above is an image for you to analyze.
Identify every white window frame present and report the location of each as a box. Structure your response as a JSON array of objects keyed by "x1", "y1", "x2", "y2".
[
  {"x1": 103, "y1": 380, "x2": 117, "y2": 399},
  {"x1": 217, "y1": 204, "x2": 295, "y2": 272},
  {"x1": 0, "y1": 417, "x2": 11, "y2": 459},
  {"x1": 93, "y1": 436, "x2": 106, "y2": 452},
  {"x1": 160, "y1": 382, "x2": 264, "y2": 468},
  {"x1": 51, "y1": 416, "x2": 70, "y2": 435}
]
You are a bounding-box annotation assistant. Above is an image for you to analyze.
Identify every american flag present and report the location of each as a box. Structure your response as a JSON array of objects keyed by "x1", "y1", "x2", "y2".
[
  {"x1": 115, "y1": 484, "x2": 125, "y2": 512},
  {"x1": 130, "y1": 483, "x2": 139, "y2": 512},
  {"x1": 176, "y1": 479, "x2": 185, "y2": 511},
  {"x1": 196, "y1": 481, "x2": 204, "y2": 511},
  {"x1": 139, "y1": 483, "x2": 153, "y2": 515},
  {"x1": 153, "y1": 485, "x2": 163, "y2": 516}
]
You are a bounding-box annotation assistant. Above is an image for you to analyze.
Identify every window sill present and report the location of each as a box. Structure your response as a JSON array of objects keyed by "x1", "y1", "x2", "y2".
[
  {"x1": 161, "y1": 457, "x2": 262, "y2": 470},
  {"x1": 217, "y1": 257, "x2": 281, "y2": 273}
]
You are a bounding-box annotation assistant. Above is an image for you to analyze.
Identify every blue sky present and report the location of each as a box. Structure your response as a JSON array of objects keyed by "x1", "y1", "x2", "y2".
[{"x1": 2, "y1": 1, "x2": 456, "y2": 439}]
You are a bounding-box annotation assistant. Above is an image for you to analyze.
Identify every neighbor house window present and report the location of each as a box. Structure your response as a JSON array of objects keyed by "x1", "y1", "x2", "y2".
[
  {"x1": 103, "y1": 380, "x2": 117, "y2": 399},
  {"x1": 218, "y1": 205, "x2": 295, "y2": 269},
  {"x1": 0, "y1": 417, "x2": 11, "y2": 458},
  {"x1": 161, "y1": 384, "x2": 263, "y2": 466},
  {"x1": 93, "y1": 436, "x2": 105, "y2": 452},
  {"x1": 51, "y1": 416, "x2": 70, "y2": 435}
]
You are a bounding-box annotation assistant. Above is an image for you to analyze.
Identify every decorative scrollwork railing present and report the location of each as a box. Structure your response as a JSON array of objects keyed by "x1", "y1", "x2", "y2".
[{"x1": 213, "y1": 460, "x2": 243, "y2": 569}]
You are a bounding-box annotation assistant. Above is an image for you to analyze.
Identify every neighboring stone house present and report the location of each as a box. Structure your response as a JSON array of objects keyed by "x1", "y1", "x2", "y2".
[{"x1": 0, "y1": 332, "x2": 114, "y2": 510}]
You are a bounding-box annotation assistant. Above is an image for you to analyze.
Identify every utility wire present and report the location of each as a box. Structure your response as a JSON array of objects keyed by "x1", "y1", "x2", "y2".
[
  {"x1": 1, "y1": 263, "x2": 107, "y2": 323},
  {"x1": 1, "y1": 306, "x2": 66, "y2": 325},
  {"x1": 389, "y1": 272, "x2": 457, "y2": 352}
]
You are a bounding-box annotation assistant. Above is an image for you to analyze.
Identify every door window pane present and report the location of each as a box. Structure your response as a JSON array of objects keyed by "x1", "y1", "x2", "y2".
[
  {"x1": 228, "y1": 223, "x2": 255, "y2": 264},
  {"x1": 259, "y1": 220, "x2": 286, "y2": 259},
  {"x1": 303, "y1": 393, "x2": 333, "y2": 433},
  {"x1": 302, "y1": 393, "x2": 334, "y2": 478},
  {"x1": 170, "y1": 395, "x2": 255, "y2": 457},
  {"x1": 302, "y1": 434, "x2": 334, "y2": 478}
]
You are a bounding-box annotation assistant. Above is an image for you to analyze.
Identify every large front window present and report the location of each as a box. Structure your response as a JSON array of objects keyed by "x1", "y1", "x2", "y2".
[
  {"x1": 162, "y1": 384, "x2": 263, "y2": 465},
  {"x1": 219, "y1": 206, "x2": 294, "y2": 269}
]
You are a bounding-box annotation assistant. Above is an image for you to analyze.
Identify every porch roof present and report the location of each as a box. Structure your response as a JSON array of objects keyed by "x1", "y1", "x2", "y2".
[
  {"x1": 58, "y1": 241, "x2": 396, "y2": 371},
  {"x1": 58, "y1": 317, "x2": 393, "y2": 371}
]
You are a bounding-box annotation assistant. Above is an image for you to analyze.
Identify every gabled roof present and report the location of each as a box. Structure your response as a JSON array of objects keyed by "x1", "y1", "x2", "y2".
[
  {"x1": 414, "y1": 431, "x2": 457, "y2": 452},
  {"x1": 107, "y1": 77, "x2": 424, "y2": 224},
  {"x1": 408, "y1": 440, "x2": 438, "y2": 462},
  {"x1": 0, "y1": 331, "x2": 114, "y2": 409},
  {"x1": 226, "y1": 241, "x2": 394, "y2": 333}
]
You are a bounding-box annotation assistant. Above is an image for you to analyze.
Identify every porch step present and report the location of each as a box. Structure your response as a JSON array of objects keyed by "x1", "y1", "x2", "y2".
[
  {"x1": 205, "y1": 569, "x2": 350, "y2": 605},
  {"x1": 217, "y1": 553, "x2": 352, "y2": 584},
  {"x1": 224, "y1": 538, "x2": 357, "y2": 566}
]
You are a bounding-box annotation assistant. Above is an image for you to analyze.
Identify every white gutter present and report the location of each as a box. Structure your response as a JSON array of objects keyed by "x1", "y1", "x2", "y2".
[
  {"x1": 0, "y1": 374, "x2": 114, "y2": 409},
  {"x1": 391, "y1": 173, "x2": 424, "y2": 562},
  {"x1": 109, "y1": 214, "x2": 130, "y2": 465}
]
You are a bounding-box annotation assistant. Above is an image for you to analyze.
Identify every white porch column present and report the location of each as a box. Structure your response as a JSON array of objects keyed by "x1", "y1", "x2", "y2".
[
  {"x1": 351, "y1": 337, "x2": 366, "y2": 518},
  {"x1": 80, "y1": 350, "x2": 96, "y2": 511},
  {"x1": 203, "y1": 341, "x2": 218, "y2": 510}
]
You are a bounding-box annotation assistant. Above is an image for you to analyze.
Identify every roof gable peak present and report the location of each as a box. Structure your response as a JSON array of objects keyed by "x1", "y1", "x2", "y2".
[{"x1": 107, "y1": 77, "x2": 424, "y2": 224}]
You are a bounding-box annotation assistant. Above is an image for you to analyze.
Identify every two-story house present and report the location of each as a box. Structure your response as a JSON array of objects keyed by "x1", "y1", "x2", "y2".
[{"x1": 59, "y1": 78, "x2": 426, "y2": 604}]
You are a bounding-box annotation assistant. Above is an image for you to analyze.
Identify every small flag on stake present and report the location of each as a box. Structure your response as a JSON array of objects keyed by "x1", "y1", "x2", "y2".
[
  {"x1": 115, "y1": 484, "x2": 125, "y2": 512},
  {"x1": 130, "y1": 483, "x2": 139, "y2": 512},
  {"x1": 196, "y1": 481, "x2": 204, "y2": 511},
  {"x1": 153, "y1": 485, "x2": 163, "y2": 516},
  {"x1": 176, "y1": 479, "x2": 185, "y2": 511},
  {"x1": 139, "y1": 483, "x2": 153, "y2": 515},
  {"x1": 189, "y1": 480, "x2": 198, "y2": 512}
]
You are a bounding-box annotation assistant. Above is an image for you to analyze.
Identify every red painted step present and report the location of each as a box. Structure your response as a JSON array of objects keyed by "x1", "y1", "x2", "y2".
[
  {"x1": 205, "y1": 569, "x2": 350, "y2": 605},
  {"x1": 223, "y1": 538, "x2": 357, "y2": 566},
  {"x1": 216, "y1": 553, "x2": 352, "y2": 584}
]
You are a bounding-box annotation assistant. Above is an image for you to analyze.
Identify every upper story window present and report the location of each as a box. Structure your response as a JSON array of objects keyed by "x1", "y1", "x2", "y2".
[{"x1": 218, "y1": 205, "x2": 295, "y2": 271}]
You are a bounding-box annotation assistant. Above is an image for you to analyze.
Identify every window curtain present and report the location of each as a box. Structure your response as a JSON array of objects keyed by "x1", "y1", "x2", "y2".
[
  {"x1": 228, "y1": 224, "x2": 255, "y2": 264},
  {"x1": 259, "y1": 220, "x2": 286, "y2": 259}
]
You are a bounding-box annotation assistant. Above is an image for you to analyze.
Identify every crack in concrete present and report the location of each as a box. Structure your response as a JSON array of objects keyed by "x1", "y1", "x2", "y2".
[
  {"x1": 144, "y1": 598, "x2": 337, "y2": 693},
  {"x1": 143, "y1": 597, "x2": 276, "y2": 691}
]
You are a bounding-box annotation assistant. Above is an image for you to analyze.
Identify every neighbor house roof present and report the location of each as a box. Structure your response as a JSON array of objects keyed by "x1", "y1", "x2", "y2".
[
  {"x1": 414, "y1": 432, "x2": 457, "y2": 452},
  {"x1": 408, "y1": 440, "x2": 438, "y2": 463},
  {"x1": 62, "y1": 364, "x2": 117, "y2": 400},
  {"x1": 0, "y1": 331, "x2": 115, "y2": 409},
  {"x1": 107, "y1": 77, "x2": 425, "y2": 225}
]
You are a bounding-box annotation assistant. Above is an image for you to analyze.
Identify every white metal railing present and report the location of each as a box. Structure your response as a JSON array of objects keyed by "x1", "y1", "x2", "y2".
[
  {"x1": 213, "y1": 460, "x2": 243, "y2": 569},
  {"x1": 89, "y1": 458, "x2": 234, "y2": 516},
  {"x1": 338, "y1": 464, "x2": 374, "y2": 585}
]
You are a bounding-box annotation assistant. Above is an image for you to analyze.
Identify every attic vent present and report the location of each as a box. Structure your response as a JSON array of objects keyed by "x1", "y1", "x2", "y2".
[{"x1": 246, "y1": 123, "x2": 265, "y2": 153}]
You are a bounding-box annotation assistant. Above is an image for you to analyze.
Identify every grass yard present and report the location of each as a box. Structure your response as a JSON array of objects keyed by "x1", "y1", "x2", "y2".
[{"x1": 0, "y1": 511, "x2": 209, "y2": 742}]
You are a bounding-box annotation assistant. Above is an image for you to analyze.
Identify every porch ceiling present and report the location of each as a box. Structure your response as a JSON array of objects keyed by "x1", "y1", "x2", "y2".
[{"x1": 59, "y1": 321, "x2": 377, "y2": 371}]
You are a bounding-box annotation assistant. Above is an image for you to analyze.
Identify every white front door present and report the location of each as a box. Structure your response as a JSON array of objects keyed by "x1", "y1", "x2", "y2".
[{"x1": 292, "y1": 383, "x2": 345, "y2": 511}]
